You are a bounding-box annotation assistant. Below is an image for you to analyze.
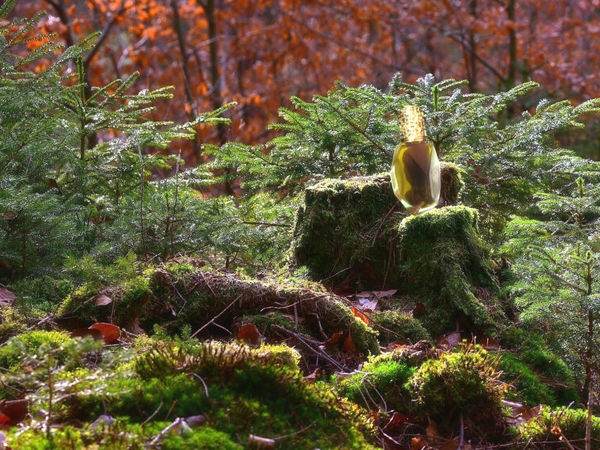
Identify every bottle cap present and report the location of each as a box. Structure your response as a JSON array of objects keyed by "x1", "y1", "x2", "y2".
[{"x1": 400, "y1": 105, "x2": 426, "y2": 142}]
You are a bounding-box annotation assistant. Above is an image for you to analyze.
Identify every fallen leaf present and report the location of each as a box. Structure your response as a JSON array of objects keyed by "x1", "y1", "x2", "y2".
[
  {"x1": 426, "y1": 420, "x2": 439, "y2": 438},
  {"x1": 129, "y1": 317, "x2": 145, "y2": 335},
  {"x1": 0, "y1": 399, "x2": 28, "y2": 424},
  {"x1": 0, "y1": 288, "x2": 15, "y2": 307},
  {"x1": 0, "y1": 413, "x2": 9, "y2": 425},
  {"x1": 412, "y1": 302, "x2": 426, "y2": 317},
  {"x1": 437, "y1": 331, "x2": 461, "y2": 349},
  {"x1": 373, "y1": 289, "x2": 397, "y2": 298},
  {"x1": 237, "y1": 323, "x2": 260, "y2": 345},
  {"x1": 90, "y1": 414, "x2": 115, "y2": 429},
  {"x1": 89, "y1": 322, "x2": 120, "y2": 343},
  {"x1": 356, "y1": 297, "x2": 378, "y2": 312},
  {"x1": 382, "y1": 430, "x2": 404, "y2": 450},
  {"x1": 342, "y1": 333, "x2": 357, "y2": 353},
  {"x1": 71, "y1": 328, "x2": 103, "y2": 340},
  {"x1": 322, "y1": 330, "x2": 344, "y2": 347},
  {"x1": 350, "y1": 306, "x2": 369, "y2": 325},
  {"x1": 95, "y1": 294, "x2": 113, "y2": 306},
  {"x1": 303, "y1": 368, "x2": 321, "y2": 383},
  {"x1": 410, "y1": 436, "x2": 429, "y2": 450}
]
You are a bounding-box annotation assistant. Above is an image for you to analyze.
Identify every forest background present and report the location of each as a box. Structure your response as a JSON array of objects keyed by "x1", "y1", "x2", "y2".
[{"x1": 13, "y1": 0, "x2": 600, "y2": 163}]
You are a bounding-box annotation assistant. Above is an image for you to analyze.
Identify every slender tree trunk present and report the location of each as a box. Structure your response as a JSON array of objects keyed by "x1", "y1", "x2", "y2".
[
  {"x1": 506, "y1": 0, "x2": 517, "y2": 89},
  {"x1": 170, "y1": 0, "x2": 201, "y2": 162},
  {"x1": 198, "y1": 0, "x2": 233, "y2": 194},
  {"x1": 467, "y1": 0, "x2": 478, "y2": 91}
]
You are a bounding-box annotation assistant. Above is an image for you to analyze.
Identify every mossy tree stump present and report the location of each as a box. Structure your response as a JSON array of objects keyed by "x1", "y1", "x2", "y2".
[
  {"x1": 290, "y1": 164, "x2": 503, "y2": 336},
  {"x1": 290, "y1": 162, "x2": 463, "y2": 290}
]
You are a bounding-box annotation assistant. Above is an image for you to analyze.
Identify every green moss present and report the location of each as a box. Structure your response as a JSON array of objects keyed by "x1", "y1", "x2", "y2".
[
  {"x1": 398, "y1": 206, "x2": 503, "y2": 335},
  {"x1": 0, "y1": 330, "x2": 75, "y2": 369},
  {"x1": 71, "y1": 341, "x2": 376, "y2": 449},
  {"x1": 57, "y1": 274, "x2": 152, "y2": 326},
  {"x1": 518, "y1": 406, "x2": 600, "y2": 444},
  {"x1": 339, "y1": 357, "x2": 416, "y2": 412},
  {"x1": 370, "y1": 310, "x2": 431, "y2": 345},
  {"x1": 499, "y1": 353, "x2": 556, "y2": 406},
  {"x1": 290, "y1": 163, "x2": 464, "y2": 289},
  {"x1": 163, "y1": 427, "x2": 242, "y2": 450},
  {"x1": 500, "y1": 327, "x2": 579, "y2": 405},
  {"x1": 408, "y1": 344, "x2": 508, "y2": 438}
]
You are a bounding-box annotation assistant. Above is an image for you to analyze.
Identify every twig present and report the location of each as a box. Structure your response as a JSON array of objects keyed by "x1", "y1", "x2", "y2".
[
  {"x1": 458, "y1": 411, "x2": 464, "y2": 450},
  {"x1": 271, "y1": 324, "x2": 348, "y2": 371},
  {"x1": 272, "y1": 421, "x2": 316, "y2": 441},
  {"x1": 148, "y1": 417, "x2": 188, "y2": 446},
  {"x1": 192, "y1": 373, "x2": 210, "y2": 398},
  {"x1": 190, "y1": 294, "x2": 242, "y2": 338},
  {"x1": 141, "y1": 401, "x2": 163, "y2": 426}
]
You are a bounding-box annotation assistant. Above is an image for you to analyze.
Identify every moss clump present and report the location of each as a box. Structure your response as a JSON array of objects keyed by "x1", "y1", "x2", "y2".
[
  {"x1": 398, "y1": 206, "x2": 502, "y2": 335},
  {"x1": 500, "y1": 327, "x2": 579, "y2": 405},
  {"x1": 57, "y1": 274, "x2": 152, "y2": 327},
  {"x1": 517, "y1": 406, "x2": 600, "y2": 445},
  {"x1": 370, "y1": 310, "x2": 431, "y2": 345},
  {"x1": 72, "y1": 341, "x2": 376, "y2": 449},
  {"x1": 290, "y1": 163, "x2": 463, "y2": 289},
  {"x1": 163, "y1": 427, "x2": 243, "y2": 450},
  {"x1": 0, "y1": 330, "x2": 75, "y2": 370},
  {"x1": 339, "y1": 352, "x2": 418, "y2": 412},
  {"x1": 408, "y1": 344, "x2": 508, "y2": 439},
  {"x1": 499, "y1": 353, "x2": 557, "y2": 406}
]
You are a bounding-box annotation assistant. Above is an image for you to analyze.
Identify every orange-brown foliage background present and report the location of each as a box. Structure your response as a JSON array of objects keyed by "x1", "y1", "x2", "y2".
[{"x1": 11, "y1": 0, "x2": 600, "y2": 162}]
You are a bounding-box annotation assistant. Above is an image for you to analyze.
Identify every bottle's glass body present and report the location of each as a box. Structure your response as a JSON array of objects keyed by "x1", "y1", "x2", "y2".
[{"x1": 390, "y1": 140, "x2": 441, "y2": 215}]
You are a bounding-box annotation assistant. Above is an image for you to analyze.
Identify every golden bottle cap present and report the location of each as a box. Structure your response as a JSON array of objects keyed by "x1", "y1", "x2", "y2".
[{"x1": 400, "y1": 105, "x2": 426, "y2": 143}]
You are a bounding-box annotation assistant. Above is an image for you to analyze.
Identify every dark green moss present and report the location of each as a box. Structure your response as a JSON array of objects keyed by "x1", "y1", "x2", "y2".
[
  {"x1": 500, "y1": 327, "x2": 579, "y2": 405},
  {"x1": 397, "y1": 206, "x2": 503, "y2": 336},
  {"x1": 499, "y1": 353, "x2": 557, "y2": 406}
]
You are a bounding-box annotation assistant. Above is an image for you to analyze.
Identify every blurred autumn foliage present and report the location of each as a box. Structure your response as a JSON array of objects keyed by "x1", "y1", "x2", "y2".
[{"x1": 11, "y1": 0, "x2": 600, "y2": 162}]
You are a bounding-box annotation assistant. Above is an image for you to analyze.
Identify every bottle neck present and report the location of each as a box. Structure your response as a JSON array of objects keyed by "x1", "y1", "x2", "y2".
[{"x1": 401, "y1": 105, "x2": 426, "y2": 143}]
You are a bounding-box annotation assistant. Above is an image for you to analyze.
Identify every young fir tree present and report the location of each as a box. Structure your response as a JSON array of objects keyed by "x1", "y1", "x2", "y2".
[
  {"x1": 0, "y1": 2, "x2": 240, "y2": 279},
  {"x1": 503, "y1": 177, "x2": 600, "y2": 448},
  {"x1": 211, "y1": 74, "x2": 600, "y2": 240}
]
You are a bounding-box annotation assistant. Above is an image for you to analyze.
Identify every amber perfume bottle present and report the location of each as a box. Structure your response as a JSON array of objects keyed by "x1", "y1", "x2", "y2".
[{"x1": 390, "y1": 105, "x2": 441, "y2": 215}]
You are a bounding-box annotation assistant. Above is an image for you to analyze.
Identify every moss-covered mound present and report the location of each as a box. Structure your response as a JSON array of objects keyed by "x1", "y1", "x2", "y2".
[
  {"x1": 3, "y1": 339, "x2": 376, "y2": 449},
  {"x1": 398, "y1": 206, "x2": 503, "y2": 335},
  {"x1": 290, "y1": 162, "x2": 463, "y2": 289},
  {"x1": 57, "y1": 265, "x2": 380, "y2": 357}
]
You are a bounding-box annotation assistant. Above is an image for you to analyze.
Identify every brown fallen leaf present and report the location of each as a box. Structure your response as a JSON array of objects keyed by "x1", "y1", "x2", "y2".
[
  {"x1": 237, "y1": 323, "x2": 260, "y2": 345},
  {"x1": 410, "y1": 436, "x2": 429, "y2": 450},
  {"x1": 95, "y1": 294, "x2": 113, "y2": 306},
  {"x1": 89, "y1": 322, "x2": 120, "y2": 344},
  {"x1": 342, "y1": 333, "x2": 357, "y2": 353},
  {"x1": 71, "y1": 328, "x2": 104, "y2": 340},
  {"x1": 350, "y1": 306, "x2": 369, "y2": 325},
  {"x1": 437, "y1": 331, "x2": 462, "y2": 349},
  {"x1": 412, "y1": 302, "x2": 426, "y2": 317},
  {"x1": 322, "y1": 330, "x2": 344, "y2": 347},
  {"x1": 425, "y1": 420, "x2": 439, "y2": 438},
  {"x1": 0, "y1": 399, "x2": 28, "y2": 424},
  {"x1": 0, "y1": 288, "x2": 15, "y2": 307}
]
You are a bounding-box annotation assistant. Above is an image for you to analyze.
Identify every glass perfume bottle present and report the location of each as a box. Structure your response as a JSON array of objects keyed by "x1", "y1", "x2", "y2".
[{"x1": 390, "y1": 105, "x2": 441, "y2": 215}]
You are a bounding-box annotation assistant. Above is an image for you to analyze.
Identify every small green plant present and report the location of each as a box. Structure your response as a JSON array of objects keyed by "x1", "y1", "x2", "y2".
[{"x1": 518, "y1": 406, "x2": 600, "y2": 446}]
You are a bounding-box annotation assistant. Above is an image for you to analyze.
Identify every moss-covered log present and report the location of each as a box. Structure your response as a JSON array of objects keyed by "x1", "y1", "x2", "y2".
[
  {"x1": 57, "y1": 266, "x2": 380, "y2": 356},
  {"x1": 290, "y1": 162, "x2": 463, "y2": 289}
]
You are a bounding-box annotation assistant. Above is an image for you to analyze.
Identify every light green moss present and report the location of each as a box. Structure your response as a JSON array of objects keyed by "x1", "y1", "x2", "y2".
[{"x1": 370, "y1": 310, "x2": 431, "y2": 345}]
